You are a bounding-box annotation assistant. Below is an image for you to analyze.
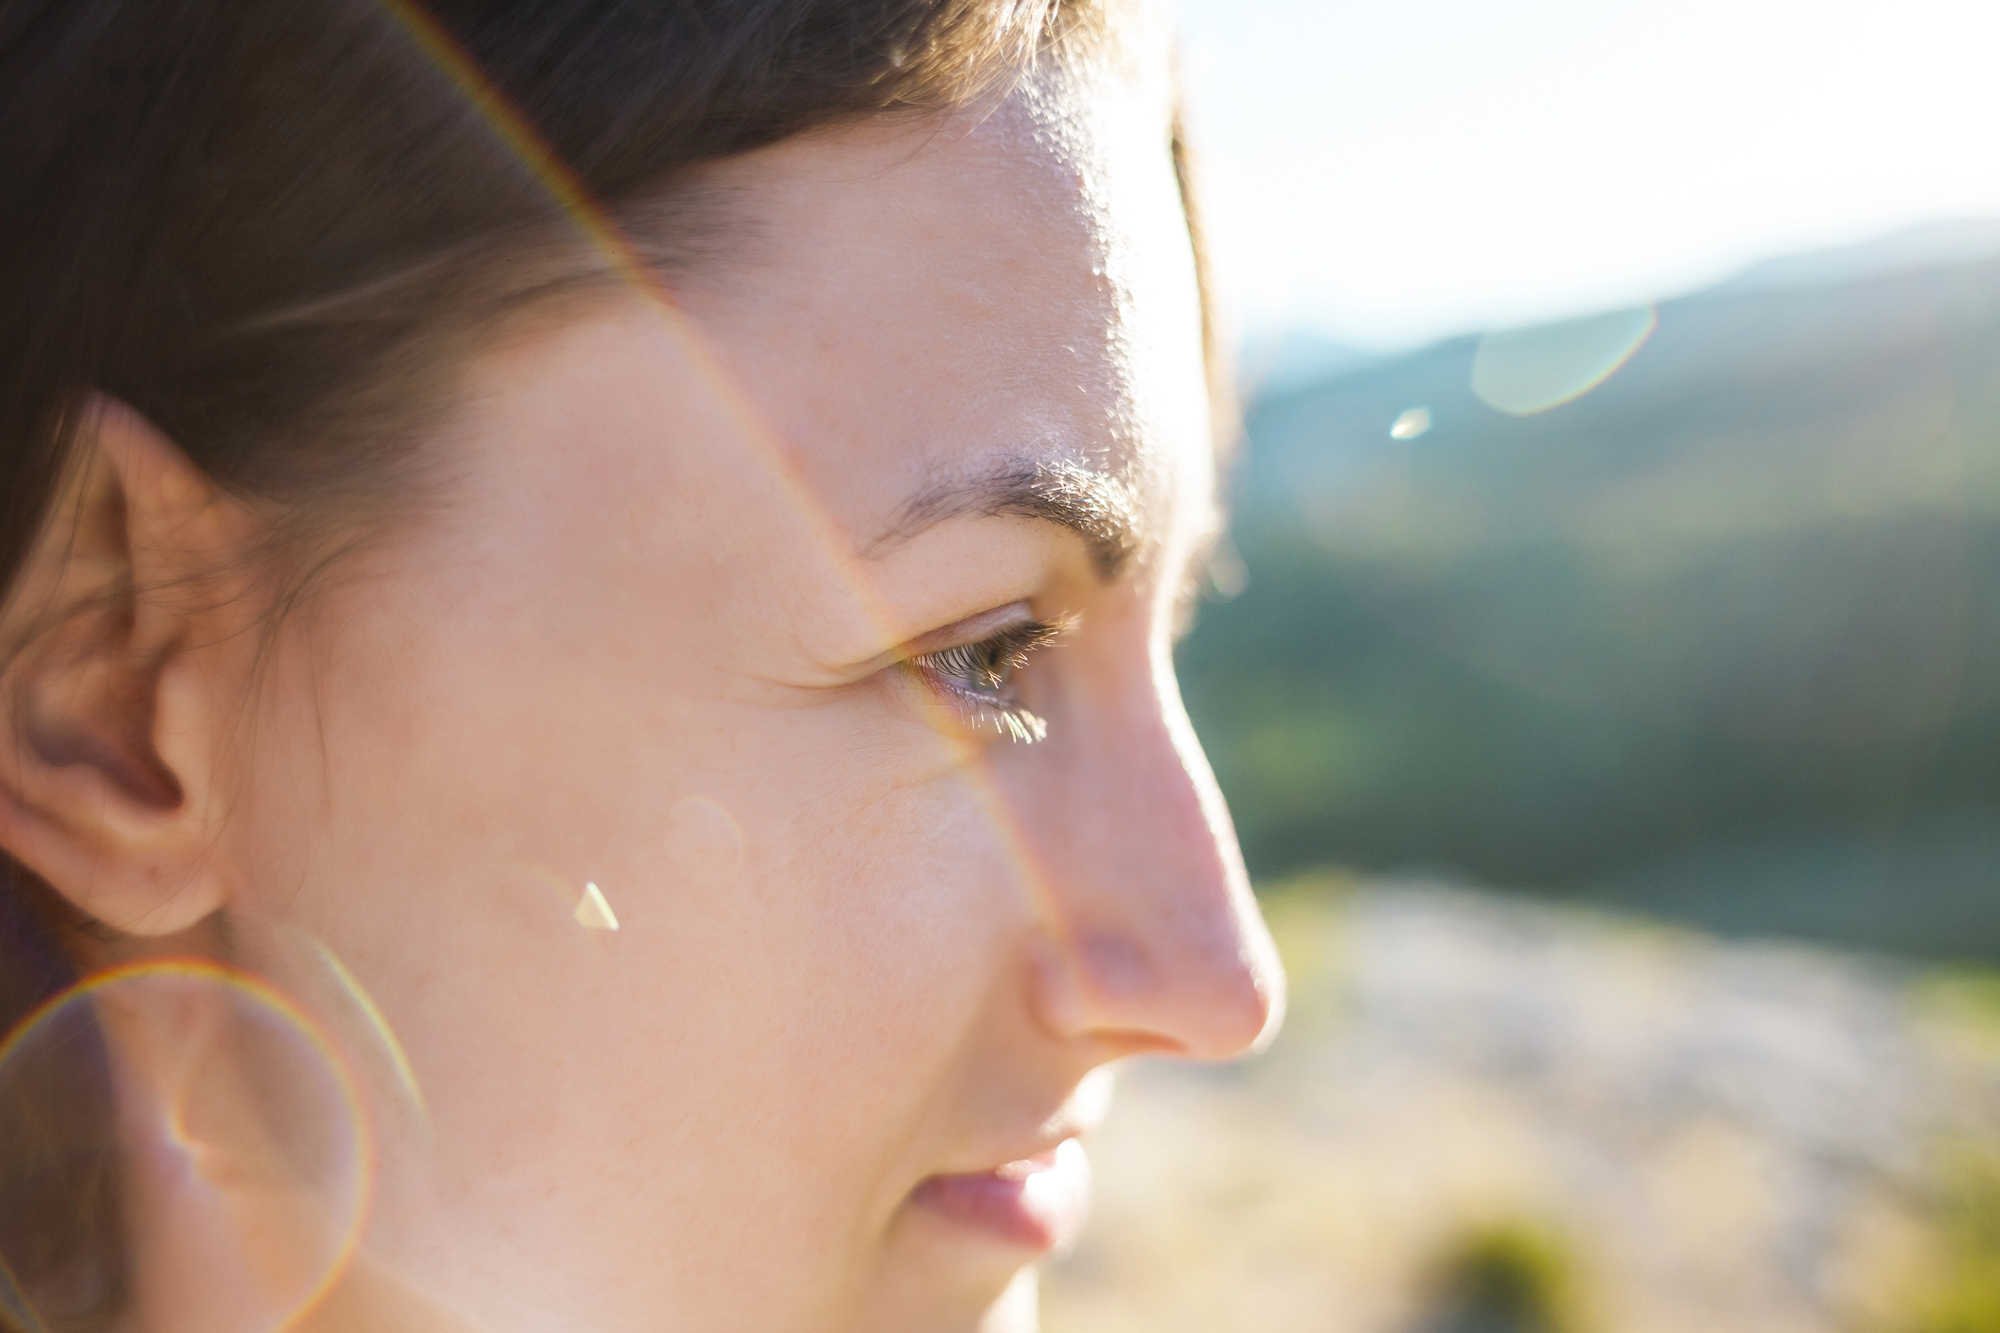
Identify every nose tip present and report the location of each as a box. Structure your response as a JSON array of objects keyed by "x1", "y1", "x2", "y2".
[
  {"x1": 1044, "y1": 886, "x2": 1287, "y2": 1060},
  {"x1": 1242, "y1": 930, "x2": 1288, "y2": 1055}
]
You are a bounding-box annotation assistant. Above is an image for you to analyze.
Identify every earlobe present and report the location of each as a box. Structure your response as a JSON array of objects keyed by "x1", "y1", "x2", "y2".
[{"x1": 0, "y1": 399, "x2": 264, "y2": 938}]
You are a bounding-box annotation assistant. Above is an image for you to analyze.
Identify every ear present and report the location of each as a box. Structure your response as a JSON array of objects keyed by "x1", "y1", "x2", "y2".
[{"x1": 0, "y1": 399, "x2": 267, "y2": 937}]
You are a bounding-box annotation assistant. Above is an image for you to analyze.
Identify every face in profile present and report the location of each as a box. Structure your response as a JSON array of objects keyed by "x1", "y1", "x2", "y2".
[{"x1": 0, "y1": 12, "x2": 1281, "y2": 1333}]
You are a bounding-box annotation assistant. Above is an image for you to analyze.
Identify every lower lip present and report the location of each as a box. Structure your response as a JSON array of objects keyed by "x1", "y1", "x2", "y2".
[{"x1": 909, "y1": 1139, "x2": 1093, "y2": 1252}]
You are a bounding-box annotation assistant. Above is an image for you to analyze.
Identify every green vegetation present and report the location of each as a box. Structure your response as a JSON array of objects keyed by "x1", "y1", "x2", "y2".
[
  {"x1": 1417, "y1": 1221, "x2": 1592, "y2": 1333},
  {"x1": 1249, "y1": 870, "x2": 1357, "y2": 1037},
  {"x1": 1192, "y1": 253, "x2": 2000, "y2": 959},
  {"x1": 1911, "y1": 1148, "x2": 2000, "y2": 1333}
]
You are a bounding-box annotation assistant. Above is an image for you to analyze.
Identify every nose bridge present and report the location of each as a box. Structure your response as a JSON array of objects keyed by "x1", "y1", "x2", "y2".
[{"x1": 1027, "y1": 656, "x2": 1284, "y2": 1060}]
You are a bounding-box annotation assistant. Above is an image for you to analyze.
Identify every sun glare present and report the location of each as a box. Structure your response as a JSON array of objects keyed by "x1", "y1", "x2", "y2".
[{"x1": 1179, "y1": 0, "x2": 2000, "y2": 348}]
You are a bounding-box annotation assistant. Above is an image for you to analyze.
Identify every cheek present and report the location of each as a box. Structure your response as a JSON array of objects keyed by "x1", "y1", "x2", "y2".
[
  {"x1": 745, "y1": 761, "x2": 1025, "y2": 1090},
  {"x1": 238, "y1": 612, "x2": 1023, "y2": 1278}
]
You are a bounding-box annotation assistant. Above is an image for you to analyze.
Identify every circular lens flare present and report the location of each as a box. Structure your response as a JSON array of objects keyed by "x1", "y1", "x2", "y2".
[
  {"x1": 0, "y1": 960, "x2": 371, "y2": 1333},
  {"x1": 1471, "y1": 304, "x2": 1658, "y2": 415}
]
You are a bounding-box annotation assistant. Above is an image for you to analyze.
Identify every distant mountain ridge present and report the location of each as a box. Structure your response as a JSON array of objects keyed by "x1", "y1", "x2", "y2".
[
  {"x1": 1239, "y1": 219, "x2": 2000, "y2": 397},
  {"x1": 1184, "y1": 225, "x2": 2000, "y2": 959},
  {"x1": 1721, "y1": 218, "x2": 2000, "y2": 293},
  {"x1": 1237, "y1": 246, "x2": 2000, "y2": 550}
]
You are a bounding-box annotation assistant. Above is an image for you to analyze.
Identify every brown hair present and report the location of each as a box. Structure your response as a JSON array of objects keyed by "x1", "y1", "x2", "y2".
[{"x1": 0, "y1": 1, "x2": 1130, "y2": 1325}]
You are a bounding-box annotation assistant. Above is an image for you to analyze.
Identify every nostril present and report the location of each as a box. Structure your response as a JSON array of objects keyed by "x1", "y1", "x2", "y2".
[{"x1": 1058, "y1": 924, "x2": 1285, "y2": 1060}]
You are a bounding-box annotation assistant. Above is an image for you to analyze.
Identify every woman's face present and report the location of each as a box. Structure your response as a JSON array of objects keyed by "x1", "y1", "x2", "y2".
[{"x1": 171, "y1": 43, "x2": 1280, "y2": 1333}]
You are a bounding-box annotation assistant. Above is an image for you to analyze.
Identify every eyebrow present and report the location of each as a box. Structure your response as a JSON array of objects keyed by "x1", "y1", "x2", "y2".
[{"x1": 870, "y1": 457, "x2": 1141, "y2": 579}]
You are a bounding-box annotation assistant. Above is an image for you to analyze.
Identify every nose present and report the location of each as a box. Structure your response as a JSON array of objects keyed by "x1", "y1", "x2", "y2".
[{"x1": 1014, "y1": 652, "x2": 1285, "y2": 1061}]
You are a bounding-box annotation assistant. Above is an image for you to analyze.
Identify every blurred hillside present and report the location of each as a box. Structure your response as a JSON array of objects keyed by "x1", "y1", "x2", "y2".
[
  {"x1": 1044, "y1": 881, "x2": 2000, "y2": 1333},
  {"x1": 1184, "y1": 224, "x2": 2000, "y2": 960}
]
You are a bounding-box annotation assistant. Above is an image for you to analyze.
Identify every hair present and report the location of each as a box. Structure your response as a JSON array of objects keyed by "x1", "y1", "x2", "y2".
[{"x1": 0, "y1": 1, "x2": 1204, "y2": 1326}]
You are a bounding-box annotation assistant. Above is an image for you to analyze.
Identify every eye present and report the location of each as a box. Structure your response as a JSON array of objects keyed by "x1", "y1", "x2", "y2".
[{"x1": 905, "y1": 617, "x2": 1067, "y2": 743}]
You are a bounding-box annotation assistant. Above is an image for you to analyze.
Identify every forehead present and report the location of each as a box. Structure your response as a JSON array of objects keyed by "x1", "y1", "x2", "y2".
[{"x1": 670, "y1": 55, "x2": 1214, "y2": 564}]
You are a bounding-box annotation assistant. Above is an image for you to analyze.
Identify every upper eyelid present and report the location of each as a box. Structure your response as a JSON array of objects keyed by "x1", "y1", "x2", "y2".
[
  {"x1": 829, "y1": 598, "x2": 1076, "y2": 685},
  {"x1": 819, "y1": 603, "x2": 1038, "y2": 684},
  {"x1": 913, "y1": 616, "x2": 1067, "y2": 673},
  {"x1": 893, "y1": 602, "x2": 1040, "y2": 661}
]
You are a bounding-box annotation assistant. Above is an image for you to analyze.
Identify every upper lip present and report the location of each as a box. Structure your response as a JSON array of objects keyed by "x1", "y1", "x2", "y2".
[
  {"x1": 925, "y1": 1073, "x2": 1113, "y2": 1179},
  {"x1": 935, "y1": 1142, "x2": 1068, "y2": 1180}
]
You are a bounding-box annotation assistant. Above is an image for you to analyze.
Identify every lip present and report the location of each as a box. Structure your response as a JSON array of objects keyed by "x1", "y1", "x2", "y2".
[{"x1": 908, "y1": 1138, "x2": 1093, "y2": 1252}]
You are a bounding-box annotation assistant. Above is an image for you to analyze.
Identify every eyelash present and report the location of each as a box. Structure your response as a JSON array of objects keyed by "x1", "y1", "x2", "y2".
[{"x1": 905, "y1": 619, "x2": 1066, "y2": 743}]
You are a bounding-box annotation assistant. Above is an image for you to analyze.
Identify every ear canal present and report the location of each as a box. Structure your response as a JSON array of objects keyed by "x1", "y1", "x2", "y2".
[
  {"x1": 21, "y1": 701, "x2": 184, "y2": 811},
  {"x1": 17, "y1": 600, "x2": 185, "y2": 811}
]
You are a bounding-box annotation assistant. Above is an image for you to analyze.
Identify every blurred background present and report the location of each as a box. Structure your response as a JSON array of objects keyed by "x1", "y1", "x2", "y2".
[{"x1": 1046, "y1": 1, "x2": 2000, "y2": 1328}]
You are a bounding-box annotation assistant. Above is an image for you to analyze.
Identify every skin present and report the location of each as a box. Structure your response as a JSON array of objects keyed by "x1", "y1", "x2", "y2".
[{"x1": 0, "y1": 18, "x2": 1282, "y2": 1333}]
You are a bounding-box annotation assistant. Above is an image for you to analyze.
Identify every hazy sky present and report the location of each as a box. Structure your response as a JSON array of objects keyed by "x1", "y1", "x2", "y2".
[{"x1": 1177, "y1": 0, "x2": 2000, "y2": 349}]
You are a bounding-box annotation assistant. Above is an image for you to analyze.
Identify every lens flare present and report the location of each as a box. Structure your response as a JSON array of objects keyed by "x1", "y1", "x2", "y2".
[
  {"x1": 1471, "y1": 305, "x2": 1658, "y2": 416},
  {"x1": 668, "y1": 795, "x2": 747, "y2": 886},
  {"x1": 373, "y1": 0, "x2": 1105, "y2": 1037},
  {"x1": 1390, "y1": 406, "x2": 1433, "y2": 440},
  {"x1": 296, "y1": 934, "x2": 428, "y2": 1129},
  {"x1": 0, "y1": 960, "x2": 371, "y2": 1333},
  {"x1": 573, "y1": 882, "x2": 620, "y2": 932}
]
